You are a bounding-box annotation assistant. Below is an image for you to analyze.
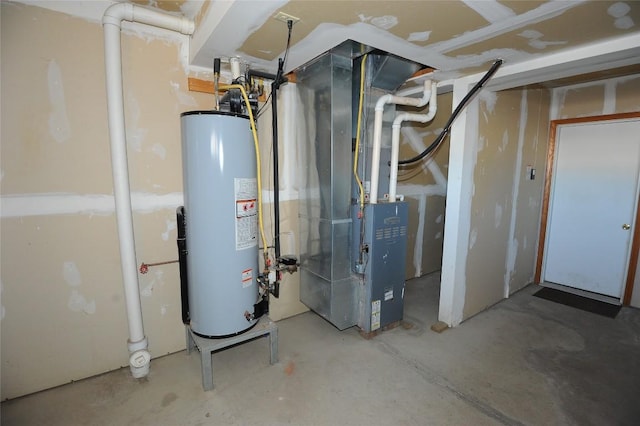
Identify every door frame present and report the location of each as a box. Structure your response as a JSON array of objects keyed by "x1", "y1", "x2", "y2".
[{"x1": 534, "y1": 112, "x2": 640, "y2": 304}]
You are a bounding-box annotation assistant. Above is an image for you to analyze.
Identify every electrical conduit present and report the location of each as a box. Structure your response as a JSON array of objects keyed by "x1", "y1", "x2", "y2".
[
  {"x1": 102, "y1": 3, "x2": 194, "y2": 378},
  {"x1": 369, "y1": 79, "x2": 432, "y2": 204},
  {"x1": 389, "y1": 82, "x2": 438, "y2": 202}
]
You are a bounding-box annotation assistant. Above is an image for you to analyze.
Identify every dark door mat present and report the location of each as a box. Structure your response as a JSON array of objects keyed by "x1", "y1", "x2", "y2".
[{"x1": 533, "y1": 287, "x2": 621, "y2": 318}]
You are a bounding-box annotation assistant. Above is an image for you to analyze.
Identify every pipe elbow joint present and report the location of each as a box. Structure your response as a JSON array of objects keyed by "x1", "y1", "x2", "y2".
[
  {"x1": 375, "y1": 94, "x2": 392, "y2": 111},
  {"x1": 102, "y1": 3, "x2": 133, "y2": 26},
  {"x1": 179, "y1": 18, "x2": 195, "y2": 35},
  {"x1": 393, "y1": 114, "x2": 409, "y2": 127}
]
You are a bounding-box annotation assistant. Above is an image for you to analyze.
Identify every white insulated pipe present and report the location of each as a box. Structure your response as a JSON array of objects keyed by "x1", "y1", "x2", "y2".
[
  {"x1": 102, "y1": 3, "x2": 194, "y2": 378},
  {"x1": 389, "y1": 85, "x2": 438, "y2": 202},
  {"x1": 370, "y1": 80, "x2": 432, "y2": 204}
]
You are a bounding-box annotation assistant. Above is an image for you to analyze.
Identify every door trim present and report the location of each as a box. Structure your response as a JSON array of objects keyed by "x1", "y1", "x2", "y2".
[{"x1": 534, "y1": 111, "x2": 640, "y2": 304}]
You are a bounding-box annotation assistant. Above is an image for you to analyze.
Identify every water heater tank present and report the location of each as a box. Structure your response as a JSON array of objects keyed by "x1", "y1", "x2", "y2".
[{"x1": 180, "y1": 111, "x2": 259, "y2": 337}]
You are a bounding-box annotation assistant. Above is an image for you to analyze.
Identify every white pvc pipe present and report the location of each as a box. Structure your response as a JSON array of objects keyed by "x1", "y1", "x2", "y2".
[
  {"x1": 370, "y1": 80, "x2": 432, "y2": 204},
  {"x1": 230, "y1": 57, "x2": 241, "y2": 80},
  {"x1": 389, "y1": 82, "x2": 438, "y2": 202},
  {"x1": 369, "y1": 108, "x2": 385, "y2": 204},
  {"x1": 102, "y1": 3, "x2": 194, "y2": 379}
]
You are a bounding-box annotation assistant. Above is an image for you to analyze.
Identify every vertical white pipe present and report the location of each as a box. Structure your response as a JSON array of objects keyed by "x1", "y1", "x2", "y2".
[
  {"x1": 369, "y1": 104, "x2": 388, "y2": 204},
  {"x1": 230, "y1": 57, "x2": 241, "y2": 80},
  {"x1": 102, "y1": 3, "x2": 194, "y2": 378},
  {"x1": 370, "y1": 80, "x2": 432, "y2": 204},
  {"x1": 389, "y1": 120, "x2": 403, "y2": 203},
  {"x1": 388, "y1": 83, "x2": 437, "y2": 202}
]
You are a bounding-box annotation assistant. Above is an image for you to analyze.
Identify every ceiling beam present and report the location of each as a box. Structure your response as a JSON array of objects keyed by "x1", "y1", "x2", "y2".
[{"x1": 469, "y1": 32, "x2": 640, "y2": 91}]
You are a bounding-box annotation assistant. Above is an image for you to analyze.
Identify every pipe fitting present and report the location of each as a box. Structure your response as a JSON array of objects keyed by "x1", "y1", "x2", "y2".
[
  {"x1": 102, "y1": 3, "x2": 134, "y2": 27},
  {"x1": 128, "y1": 336, "x2": 148, "y2": 353},
  {"x1": 103, "y1": 3, "x2": 195, "y2": 35},
  {"x1": 129, "y1": 350, "x2": 151, "y2": 378},
  {"x1": 128, "y1": 337, "x2": 150, "y2": 378}
]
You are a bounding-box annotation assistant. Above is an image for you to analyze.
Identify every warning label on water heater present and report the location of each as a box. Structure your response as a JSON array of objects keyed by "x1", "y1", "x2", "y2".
[
  {"x1": 234, "y1": 178, "x2": 258, "y2": 251},
  {"x1": 241, "y1": 268, "x2": 253, "y2": 288}
]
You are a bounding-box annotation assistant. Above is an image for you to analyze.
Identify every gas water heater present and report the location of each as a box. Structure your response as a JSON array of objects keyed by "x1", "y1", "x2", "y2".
[{"x1": 179, "y1": 111, "x2": 259, "y2": 337}]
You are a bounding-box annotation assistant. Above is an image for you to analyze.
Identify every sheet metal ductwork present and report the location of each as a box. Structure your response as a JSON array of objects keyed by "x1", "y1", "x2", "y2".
[{"x1": 296, "y1": 40, "x2": 425, "y2": 332}]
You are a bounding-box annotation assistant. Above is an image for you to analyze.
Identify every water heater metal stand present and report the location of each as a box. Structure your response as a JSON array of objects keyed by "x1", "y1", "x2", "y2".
[{"x1": 185, "y1": 316, "x2": 278, "y2": 391}]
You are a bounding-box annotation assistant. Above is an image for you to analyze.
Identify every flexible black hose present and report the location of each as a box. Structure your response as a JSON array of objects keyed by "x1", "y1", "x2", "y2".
[{"x1": 398, "y1": 59, "x2": 503, "y2": 165}]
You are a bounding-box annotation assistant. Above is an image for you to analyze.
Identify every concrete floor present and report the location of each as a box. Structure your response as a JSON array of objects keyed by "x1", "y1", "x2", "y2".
[{"x1": 3, "y1": 272, "x2": 640, "y2": 426}]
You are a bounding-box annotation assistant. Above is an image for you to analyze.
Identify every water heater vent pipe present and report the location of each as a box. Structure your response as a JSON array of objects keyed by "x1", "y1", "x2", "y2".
[
  {"x1": 102, "y1": 3, "x2": 194, "y2": 379},
  {"x1": 370, "y1": 79, "x2": 432, "y2": 204},
  {"x1": 389, "y1": 84, "x2": 438, "y2": 202}
]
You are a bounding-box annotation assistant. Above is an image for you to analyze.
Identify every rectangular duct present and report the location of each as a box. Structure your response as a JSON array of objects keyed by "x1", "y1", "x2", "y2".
[
  {"x1": 297, "y1": 52, "x2": 357, "y2": 329},
  {"x1": 296, "y1": 40, "x2": 425, "y2": 331}
]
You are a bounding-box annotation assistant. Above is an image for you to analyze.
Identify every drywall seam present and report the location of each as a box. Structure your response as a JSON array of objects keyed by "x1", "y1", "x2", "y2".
[
  {"x1": 47, "y1": 60, "x2": 71, "y2": 143},
  {"x1": 396, "y1": 184, "x2": 446, "y2": 197},
  {"x1": 400, "y1": 126, "x2": 448, "y2": 189},
  {"x1": 64, "y1": 261, "x2": 96, "y2": 315},
  {"x1": 556, "y1": 72, "x2": 639, "y2": 93},
  {"x1": 504, "y1": 90, "x2": 528, "y2": 297},
  {"x1": 549, "y1": 74, "x2": 638, "y2": 121},
  {"x1": 0, "y1": 192, "x2": 184, "y2": 218},
  {"x1": 518, "y1": 29, "x2": 567, "y2": 50},
  {"x1": 549, "y1": 87, "x2": 566, "y2": 121},
  {"x1": 550, "y1": 74, "x2": 640, "y2": 120},
  {"x1": 262, "y1": 190, "x2": 299, "y2": 204},
  {"x1": 461, "y1": 0, "x2": 515, "y2": 23},
  {"x1": 431, "y1": 1, "x2": 583, "y2": 54},
  {"x1": 603, "y1": 80, "x2": 617, "y2": 115}
]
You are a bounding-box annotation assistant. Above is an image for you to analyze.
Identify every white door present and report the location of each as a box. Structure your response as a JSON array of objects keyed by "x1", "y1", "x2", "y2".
[{"x1": 543, "y1": 118, "x2": 640, "y2": 298}]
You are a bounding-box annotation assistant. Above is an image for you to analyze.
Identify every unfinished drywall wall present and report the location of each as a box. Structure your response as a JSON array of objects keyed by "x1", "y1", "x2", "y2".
[
  {"x1": 398, "y1": 91, "x2": 453, "y2": 278},
  {"x1": 463, "y1": 87, "x2": 550, "y2": 319},
  {"x1": 550, "y1": 74, "x2": 640, "y2": 308},
  {"x1": 0, "y1": 2, "x2": 211, "y2": 399}
]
